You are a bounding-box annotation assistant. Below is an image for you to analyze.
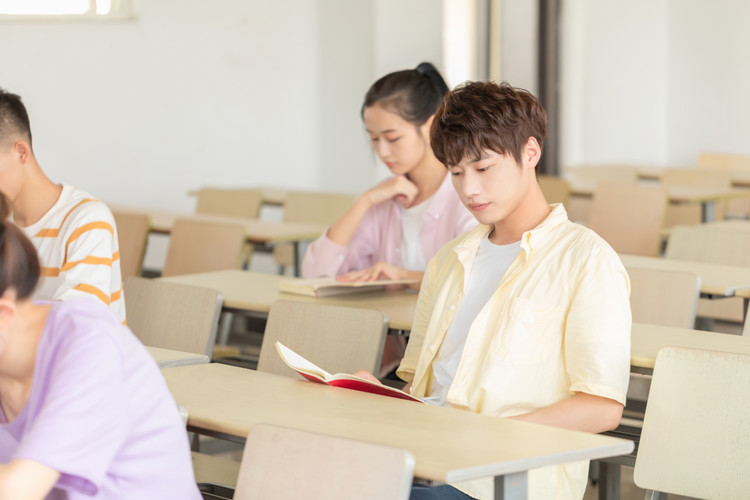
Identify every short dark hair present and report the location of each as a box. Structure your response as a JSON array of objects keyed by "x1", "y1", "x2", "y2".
[
  {"x1": 431, "y1": 81, "x2": 547, "y2": 167},
  {"x1": 362, "y1": 62, "x2": 449, "y2": 127},
  {"x1": 0, "y1": 88, "x2": 32, "y2": 149},
  {"x1": 0, "y1": 192, "x2": 40, "y2": 300}
]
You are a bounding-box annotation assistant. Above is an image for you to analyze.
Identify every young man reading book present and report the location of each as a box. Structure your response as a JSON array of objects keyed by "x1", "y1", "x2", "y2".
[
  {"x1": 0, "y1": 88, "x2": 125, "y2": 322},
  {"x1": 358, "y1": 81, "x2": 631, "y2": 500}
]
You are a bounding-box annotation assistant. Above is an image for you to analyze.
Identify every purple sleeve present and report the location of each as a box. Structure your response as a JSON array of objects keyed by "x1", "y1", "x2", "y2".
[{"x1": 14, "y1": 333, "x2": 129, "y2": 496}]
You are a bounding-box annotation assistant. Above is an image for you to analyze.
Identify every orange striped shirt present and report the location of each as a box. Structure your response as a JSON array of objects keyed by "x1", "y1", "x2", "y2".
[{"x1": 17, "y1": 185, "x2": 126, "y2": 322}]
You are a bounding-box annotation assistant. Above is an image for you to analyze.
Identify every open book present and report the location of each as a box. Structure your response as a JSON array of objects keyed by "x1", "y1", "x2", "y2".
[
  {"x1": 279, "y1": 277, "x2": 418, "y2": 297},
  {"x1": 275, "y1": 342, "x2": 423, "y2": 403}
]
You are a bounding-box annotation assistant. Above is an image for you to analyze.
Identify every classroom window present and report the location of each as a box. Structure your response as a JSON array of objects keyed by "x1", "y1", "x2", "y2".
[{"x1": 0, "y1": 0, "x2": 132, "y2": 19}]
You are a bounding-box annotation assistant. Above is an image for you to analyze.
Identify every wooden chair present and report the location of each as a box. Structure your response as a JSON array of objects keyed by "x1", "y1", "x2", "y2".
[
  {"x1": 587, "y1": 182, "x2": 668, "y2": 256},
  {"x1": 195, "y1": 187, "x2": 263, "y2": 219},
  {"x1": 257, "y1": 300, "x2": 388, "y2": 378},
  {"x1": 626, "y1": 266, "x2": 701, "y2": 329},
  {"x1": 697, "y1": 151, "x2": 750, "y2": 170},
  {"x1": 661, "y1": 167, "x2": 731, "y2": 226},
  {"x1": 666, "y1": 223, "x2": 750, "y2": 324},
  {"x1": 633, "y1": 347, "x2": 750, "y2": 498},
  {"x1": 624, "y1": 265, "x2": 700, "y2": 416},
  {"x1": 162, "y1": 218, "x2": 248, "y2": 277},
  {"x1": 273, "y1": 190, "x2": 356, "y2": 274},
  {"x1": 124, "y1": 276, "x2": 222, "y2": 357},
  {"x1": 565, "y1": 164, "x2": 639, "y2": 183},
  {"x1": 563, "y1": 166, "x2": 639, "y2": 222},
  {"x1": 537, "y1": 175, "x2": 571, "y2": 205},
  {"x1": 233, "y1": 424, "x2": 414, "y2": 500},
  {"x1": 112, "y1": 210, "x2": 150, "y2": 279},
  {"x1": 697, "y1": 152, "x2": 750, "y2": 218}
]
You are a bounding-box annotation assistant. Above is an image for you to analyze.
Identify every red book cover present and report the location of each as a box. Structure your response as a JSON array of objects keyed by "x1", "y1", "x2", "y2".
[{"x1": 276, "y1": 342, "x2": 424, "y2": 403}]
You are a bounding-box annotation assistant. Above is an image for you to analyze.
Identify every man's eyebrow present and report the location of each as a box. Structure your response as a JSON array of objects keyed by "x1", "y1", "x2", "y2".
[{"x1": 469, "y1": 154, "x2": 491, "y2": 164}]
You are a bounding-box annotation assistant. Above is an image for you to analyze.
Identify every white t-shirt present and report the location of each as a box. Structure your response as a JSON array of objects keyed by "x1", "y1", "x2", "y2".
[
  {"x1": 399, "y1": 197, "x2": 432, "y2": 270},
  {"x1": 425, "y1": 234, "x2": 522, "y2": 406}
]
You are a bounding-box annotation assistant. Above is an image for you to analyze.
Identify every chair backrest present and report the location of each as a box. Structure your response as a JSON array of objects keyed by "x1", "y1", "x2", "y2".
[
  {"x1": 566, "y1": 164, "x2": 638, "y2": 183},
  {"x1": 112, "y1": 210, "x2": 150, "y2": 279},
  {"x1": 537, "y1": 175, "x2": 571, "y2": 205},
  {"x1": 283, "y1": 190, "x2": 356, "y2": 225},
  {"x1": 124, "y1": 276, "x2": 222, "y2": 356},
  {"x1": 697, "y1": 152, "x2": 750, "y2": 170},
  {"x1": 626, "y1": 266, "x2": 700, "y2": 329},
  {"x1": 257, "y1": 300, "x2": 388, "y2": 378},
  {"x1": 234, "y1": 423, "x2": 414, "y2": 500},
  {"x1": 665, "y1": 223, "x2": 750, "y2": 266},
  {"x1": 195, "y1": 188, "x2": 263, "y2": 219},
  {"x1": 587, "y1": 182, "x2": 668, "y2": 256},
  {"x1": 634, "y1": 347, "x2": 750, "y2": 498},
  {"x1": 661, "y1": 167, "x2": 731, "y2": 189},
  {"x1": 162, "y1": 218, "x2": 247, "y2": 277},
  {"x1": 272, "y1": 191, "x2": 356, "y2": 269}
]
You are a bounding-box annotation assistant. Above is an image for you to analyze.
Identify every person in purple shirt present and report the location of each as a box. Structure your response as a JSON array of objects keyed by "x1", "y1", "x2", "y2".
[{"x1": 0, "y1": 193, "x2": 200, "y2": 499}]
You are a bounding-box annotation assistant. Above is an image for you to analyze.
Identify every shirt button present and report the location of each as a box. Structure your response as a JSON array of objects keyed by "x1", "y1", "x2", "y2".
[{"x1": 449, "y1": 304, "x2": 455, "y2": 310}]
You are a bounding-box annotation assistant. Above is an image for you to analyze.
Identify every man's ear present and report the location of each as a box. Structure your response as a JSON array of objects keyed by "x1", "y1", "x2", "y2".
[
  {"x1": 522, "y1": 137, "x2": 542, "y2": 170},
  {"x1": 13, "y1": 140, "x2": 31, "y2": 163}
]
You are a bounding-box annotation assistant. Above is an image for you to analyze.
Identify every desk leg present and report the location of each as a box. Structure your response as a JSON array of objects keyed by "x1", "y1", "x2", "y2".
[
  {"x1": 293, "y1": 242, "x2": 301, "y2": 277},
  {"x1": 701, "y1": 200, "x2": 716, "y2": 222},
  {"x1": 742, "y1": 298, "x2": 750, "y2": 337},
  {"x1": 494, "y1": 472, "x2": 527, "y2": 500},
  {"x1": 598, "y1": 462, "x2": 621, "y2": 500}
]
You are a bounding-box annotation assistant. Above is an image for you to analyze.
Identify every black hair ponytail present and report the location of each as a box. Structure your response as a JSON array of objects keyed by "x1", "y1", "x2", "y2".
[{"x1": 362, "y1": 62, "x2": 450, "y2": 126}]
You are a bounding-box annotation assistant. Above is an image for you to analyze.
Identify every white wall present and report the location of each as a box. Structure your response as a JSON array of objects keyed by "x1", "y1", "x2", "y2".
[
  {"x1": 0, "y1": 1, "x2": 321, "y2": 211},
  {"x1": 0, "y1": 0, "x2": 444, "y2": 212},
  {"x1": 560, "y1": 0, "x2": 750, "y2": 169},
  {"x1": 500, "y1": 0, "x2": 538, "y2": 94},
  {"x1": 560, "y1": 0, "x2": 669, "y2": 167},
  {"x1": 667, "y1": 0, "x2": 750, "y2": 164}
]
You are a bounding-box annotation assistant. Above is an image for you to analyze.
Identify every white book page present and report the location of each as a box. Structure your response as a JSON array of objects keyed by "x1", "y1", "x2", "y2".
[{"x1": 275, "y1": 342, "x2": 332, "y2": 380}]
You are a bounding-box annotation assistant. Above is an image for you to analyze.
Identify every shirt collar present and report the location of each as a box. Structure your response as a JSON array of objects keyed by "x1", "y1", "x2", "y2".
[{"x1": 453, "y1": 203, "x2": 569, "y2": 259}]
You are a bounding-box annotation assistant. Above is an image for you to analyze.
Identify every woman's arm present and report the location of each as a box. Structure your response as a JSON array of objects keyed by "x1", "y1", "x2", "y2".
[
  {"x1": 327, "y1": 176, "x2": 418, "y2": 246},
  {"x1": 0, "y1": 459, "x2": 60, "y2": 500},
  {"x1": 508, "y1": 392, "x2": 623, "y2": 433}
]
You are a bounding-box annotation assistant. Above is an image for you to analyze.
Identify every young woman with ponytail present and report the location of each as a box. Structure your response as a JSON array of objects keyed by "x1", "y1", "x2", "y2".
[
  {"x1": 303, "y1": 62, "x2": 475, "y2": 285},
  {"x1": 302, "y1": 63, "x2": 476, "y2": 377}
]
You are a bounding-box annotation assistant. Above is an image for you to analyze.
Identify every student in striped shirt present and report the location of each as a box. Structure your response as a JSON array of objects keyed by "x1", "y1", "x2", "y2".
[{"x1": 0, "y1": 88, "x2": 125, "y2": 322}]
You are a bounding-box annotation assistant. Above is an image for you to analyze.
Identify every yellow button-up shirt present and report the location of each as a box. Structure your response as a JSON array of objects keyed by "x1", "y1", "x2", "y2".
[{"x1": 397, "y1": 204, "x2": 631, "y2": 500}]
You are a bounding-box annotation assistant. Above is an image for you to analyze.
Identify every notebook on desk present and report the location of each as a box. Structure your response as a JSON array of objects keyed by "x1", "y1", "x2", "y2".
[{"x1": 279, "y1": 277, "x2": 417, "y2": 297}]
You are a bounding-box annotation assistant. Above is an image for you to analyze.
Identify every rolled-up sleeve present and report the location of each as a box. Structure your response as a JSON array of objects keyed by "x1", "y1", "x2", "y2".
[{"x1": 565, "y1": 244, "x2": 632, "y2": 404}]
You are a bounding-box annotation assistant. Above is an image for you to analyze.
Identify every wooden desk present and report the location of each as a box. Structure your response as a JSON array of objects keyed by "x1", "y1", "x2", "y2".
[
  {"x1": 163, "y1": 363, "x2": 633, "y2": 499},
  {"x1": 635, "y1": 166, "x2": 750, "y2": 188},
  {"x1": 160, "y1": 270, "x2": 418, "y2": 332},
  {"x1": 109, "y1": 205, "x2": 325, "y2": 276},
  {"x1": 146, "y1": 346, "x2": 209, "y2": 368},
  {"x1": 568, "y1": 180, "x2": 746, "y2": 222},
  {"x1": 630, "y1": 322, "x2": 750, "y2": 371},
  {"x1": 619, "y1": 254, "x2": 750, "y2": 298},
  {"x1": 187, "y1": 187, "x2": 288, "y2": 206}
]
